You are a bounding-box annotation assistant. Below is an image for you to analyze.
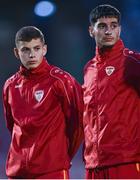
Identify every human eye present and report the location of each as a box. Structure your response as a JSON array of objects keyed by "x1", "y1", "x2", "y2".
[
  {"x1": 111, "y1": 23, "x2": 119, "y2": 29},
  {"x1": 21, "y1": 47, "x2": 29, "y2": 53},
  {"x1": 98, "y1": 23, "x2": 106, "y2": 29},
  {"x1": 34, "y1": 46, "x2": 41, "y2": 51}
]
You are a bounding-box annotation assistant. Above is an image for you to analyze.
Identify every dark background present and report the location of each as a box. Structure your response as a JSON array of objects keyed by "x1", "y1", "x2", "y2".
[{"x1": 0, "y1": 0, "x2": 140, "y2": 178}]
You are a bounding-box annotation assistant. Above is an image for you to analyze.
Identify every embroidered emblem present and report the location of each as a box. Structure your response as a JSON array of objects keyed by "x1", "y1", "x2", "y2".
[
  {"x1": 105, "y1": 66, "x2": 115, "y2": 76},
  {"x1": 34, "y1": 90, "x2": 44, "y2": 102}
]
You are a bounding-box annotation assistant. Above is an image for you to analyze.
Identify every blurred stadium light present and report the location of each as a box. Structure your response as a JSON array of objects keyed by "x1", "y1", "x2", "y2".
[{"x1": 34, "y1": 1, "x2": 56, "y2": 17}]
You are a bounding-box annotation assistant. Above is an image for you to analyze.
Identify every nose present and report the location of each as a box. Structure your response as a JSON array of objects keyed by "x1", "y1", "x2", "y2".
[
  {"x1": 29, "y1": 50, "x2": 35, "y2": 58},
  {"x1": 105, "y1": 26, "x2": 112, "y2": 35}
]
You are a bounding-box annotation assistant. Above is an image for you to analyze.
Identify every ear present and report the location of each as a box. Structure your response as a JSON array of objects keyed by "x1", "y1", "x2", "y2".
[
  {"x1": 43, "y1": 44, "x2": 47, "y2": 56},
  {"x1": 89, "y1": 26, "x2": 94, "y2": 38},
  {"x1": 14, "y1": 48, "x2": 20, "y2": 59},
  {"x1": 119, "y1": 25, "x2": 121, "y2": 36}
]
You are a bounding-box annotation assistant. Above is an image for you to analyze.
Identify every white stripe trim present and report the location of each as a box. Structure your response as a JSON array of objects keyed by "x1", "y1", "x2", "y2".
[
  {"x1": 50, "y1": 68, "x2": 71, "y2": 104},
  {"x1": 45, "y1": 87, "x2": 52, "y2": 99}
]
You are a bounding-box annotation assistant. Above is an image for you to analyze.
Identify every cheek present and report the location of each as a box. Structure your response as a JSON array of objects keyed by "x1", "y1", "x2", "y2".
[
  {"x1": 96, "y1": 30, "x2": 104, "y2": 37},
  {"x1": 20, "y1": 54, "x2": 26, "y2": 59},
  {"x1": 114, "y1": 29, "x2": 120, "y2": 37},
  {"x1": 37, "y1": 52, "x2": 44, "y2": 58},
  {"x1": 19, "y1": 54, "x2": 28, "y2": 62},
  {"x1": 96, "y1": 32, "x2": 104, "y2": 41}
]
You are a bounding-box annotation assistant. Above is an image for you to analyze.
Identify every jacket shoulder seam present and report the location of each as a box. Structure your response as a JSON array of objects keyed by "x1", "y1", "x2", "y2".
[
  {"x1": 50, "y1": 67, "x2": 71, "y2": 104},
  {"x1": 123, "y1": 48, "x2": 140, "y2": 63}
]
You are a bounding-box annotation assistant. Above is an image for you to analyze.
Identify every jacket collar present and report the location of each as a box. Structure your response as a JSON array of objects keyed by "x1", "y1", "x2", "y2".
[
  {"x1": 19, "y1": 57, "x2": 51, "y2": 79},
  {"x1": 95, "y1": 39, "x2": 125, "y2": 63}
]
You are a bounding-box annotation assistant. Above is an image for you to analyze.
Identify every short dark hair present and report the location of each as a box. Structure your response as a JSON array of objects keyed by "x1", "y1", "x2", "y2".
[
  {"x1": 15, "y1": 26, "x2": 45, "y2": 47},
  {"x1": 89, "y1": 4, "x2": 121, "y2": 25}
]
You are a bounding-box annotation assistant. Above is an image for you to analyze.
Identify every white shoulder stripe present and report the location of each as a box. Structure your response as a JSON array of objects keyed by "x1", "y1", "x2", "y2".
[{"x1": 50, "y1": 68, "x2": 71, "y2": 104}]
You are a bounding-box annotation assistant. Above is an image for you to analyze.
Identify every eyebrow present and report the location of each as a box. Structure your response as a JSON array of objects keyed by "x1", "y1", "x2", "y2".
[
  {"x1": 21, "y1": 44, "x2": 41, "y2": 49},
  {"x1": 98, "y1": 21, "x2": 118, "y2": 25}
]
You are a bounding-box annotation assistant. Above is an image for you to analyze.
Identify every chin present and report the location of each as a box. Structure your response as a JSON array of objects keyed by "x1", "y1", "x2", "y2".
[
  {"x1": 102, "y1": 42, "x2": 115, "y2": 48},
  {"x1": 106, "y1": 41, "x2": 115, "y2": 45},
  {"x1": 28, "y1": 65, "x2": 38, "y2": 69}
]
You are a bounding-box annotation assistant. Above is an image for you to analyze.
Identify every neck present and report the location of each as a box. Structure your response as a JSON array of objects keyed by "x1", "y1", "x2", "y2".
[
  {"x1": 99, "y1": 45, "x2": 114, "y2": 53},
  {"x1": 95, "y1": 39, "x2": 125, "y2": 62}
]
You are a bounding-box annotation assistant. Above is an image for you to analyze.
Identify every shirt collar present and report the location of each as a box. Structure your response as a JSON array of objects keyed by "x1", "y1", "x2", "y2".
[
  {"x1": 95, "y1": 39, "x2": 125, "y2": 62},
  {"x1": 19, "y1": 57, "x2": 51, "y2": 78}
]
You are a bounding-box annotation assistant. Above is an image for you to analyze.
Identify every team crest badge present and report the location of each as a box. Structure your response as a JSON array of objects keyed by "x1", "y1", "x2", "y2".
[
  {"x1": 105, "y1": 66, "x2": 115, "y2": 76},
  {"x1": 34, "y1": 90, "x2": 44, "y2": 102}
]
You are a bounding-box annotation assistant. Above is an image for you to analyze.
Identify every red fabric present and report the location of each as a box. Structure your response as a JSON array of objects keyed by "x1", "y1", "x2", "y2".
[
  {"x1": 9, "y1": 169, "x2": 69, "y2": 179},
  {"x1": 37, "y1": 170, "x2": 69, "y2": 179},
  {"x1": 86, "y1": 163, "x2": 140, "y2": 179},
  {"x1": 3, "y1": 58, "x2": 83, "y2": 177},
  {"x1": 83, "y1": 39, "x2": 140, "y2": 169}
]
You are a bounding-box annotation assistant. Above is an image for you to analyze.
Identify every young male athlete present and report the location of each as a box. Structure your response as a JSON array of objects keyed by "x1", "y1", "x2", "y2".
[
  {"x1": 3, "y1": 26, "x2": 83, "y2": 179},
  {"x1": 83, "y1": 4, "x2": 140, "y2": 179}
]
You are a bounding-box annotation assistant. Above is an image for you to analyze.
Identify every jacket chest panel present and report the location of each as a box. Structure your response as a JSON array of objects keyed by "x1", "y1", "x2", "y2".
[
  {"x1": 9, "y1": 78, "x2": 58, "y2": 121},
  {"x1": 85, "y1": 60, "x2": 125, "y2": 107}
]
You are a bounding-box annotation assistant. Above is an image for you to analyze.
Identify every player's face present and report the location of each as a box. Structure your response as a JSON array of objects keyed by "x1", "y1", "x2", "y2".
[
  {"x1": 89, "y1": 17, "x2": 121, "y2": 48},
  {"x1": 14, "y1": 38, "x2": 47, "y2": 69}
]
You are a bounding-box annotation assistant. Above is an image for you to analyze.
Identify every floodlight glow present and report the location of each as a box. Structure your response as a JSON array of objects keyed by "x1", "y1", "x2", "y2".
[{"x1": 34, "y1": 1, "x2": 55, "y2": 17}]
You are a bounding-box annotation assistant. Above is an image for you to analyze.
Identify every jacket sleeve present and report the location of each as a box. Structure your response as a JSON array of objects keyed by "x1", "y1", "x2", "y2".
[
  {"x1": 50, "y1": 67, "x2": 84, "y2": 159},
  {"x1": 2, "y1": 80, "x2": 14, "y2": 135},
  {"x1": 124, "y1": 49, "x2": 140, "y2": 94}
]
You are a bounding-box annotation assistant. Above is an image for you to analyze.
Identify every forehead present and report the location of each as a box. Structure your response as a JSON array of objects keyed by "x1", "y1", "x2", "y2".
[
  {"x1": 17, "y1": 38, "x2": 43, "y2": 48},
  {"x1": 96, "y1": 17, "x2": 118, "y2": 24}
]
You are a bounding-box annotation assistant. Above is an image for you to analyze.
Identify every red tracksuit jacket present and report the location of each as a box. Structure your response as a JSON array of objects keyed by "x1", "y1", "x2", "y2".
[
  {"x1": 83, "y1": 39, "x2": 140, "y2": 169},
  {"x1": 3, "y1": 58, "x2": 83, "y2": 177}
]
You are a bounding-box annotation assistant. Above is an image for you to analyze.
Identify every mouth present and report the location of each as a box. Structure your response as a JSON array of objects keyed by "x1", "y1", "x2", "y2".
[
  {"x1": 28, "y1": 61, "x2": 37, "y2": 64},
  {"x1": 103, "y1": 37, "x2": 114, "y2": 42}
]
